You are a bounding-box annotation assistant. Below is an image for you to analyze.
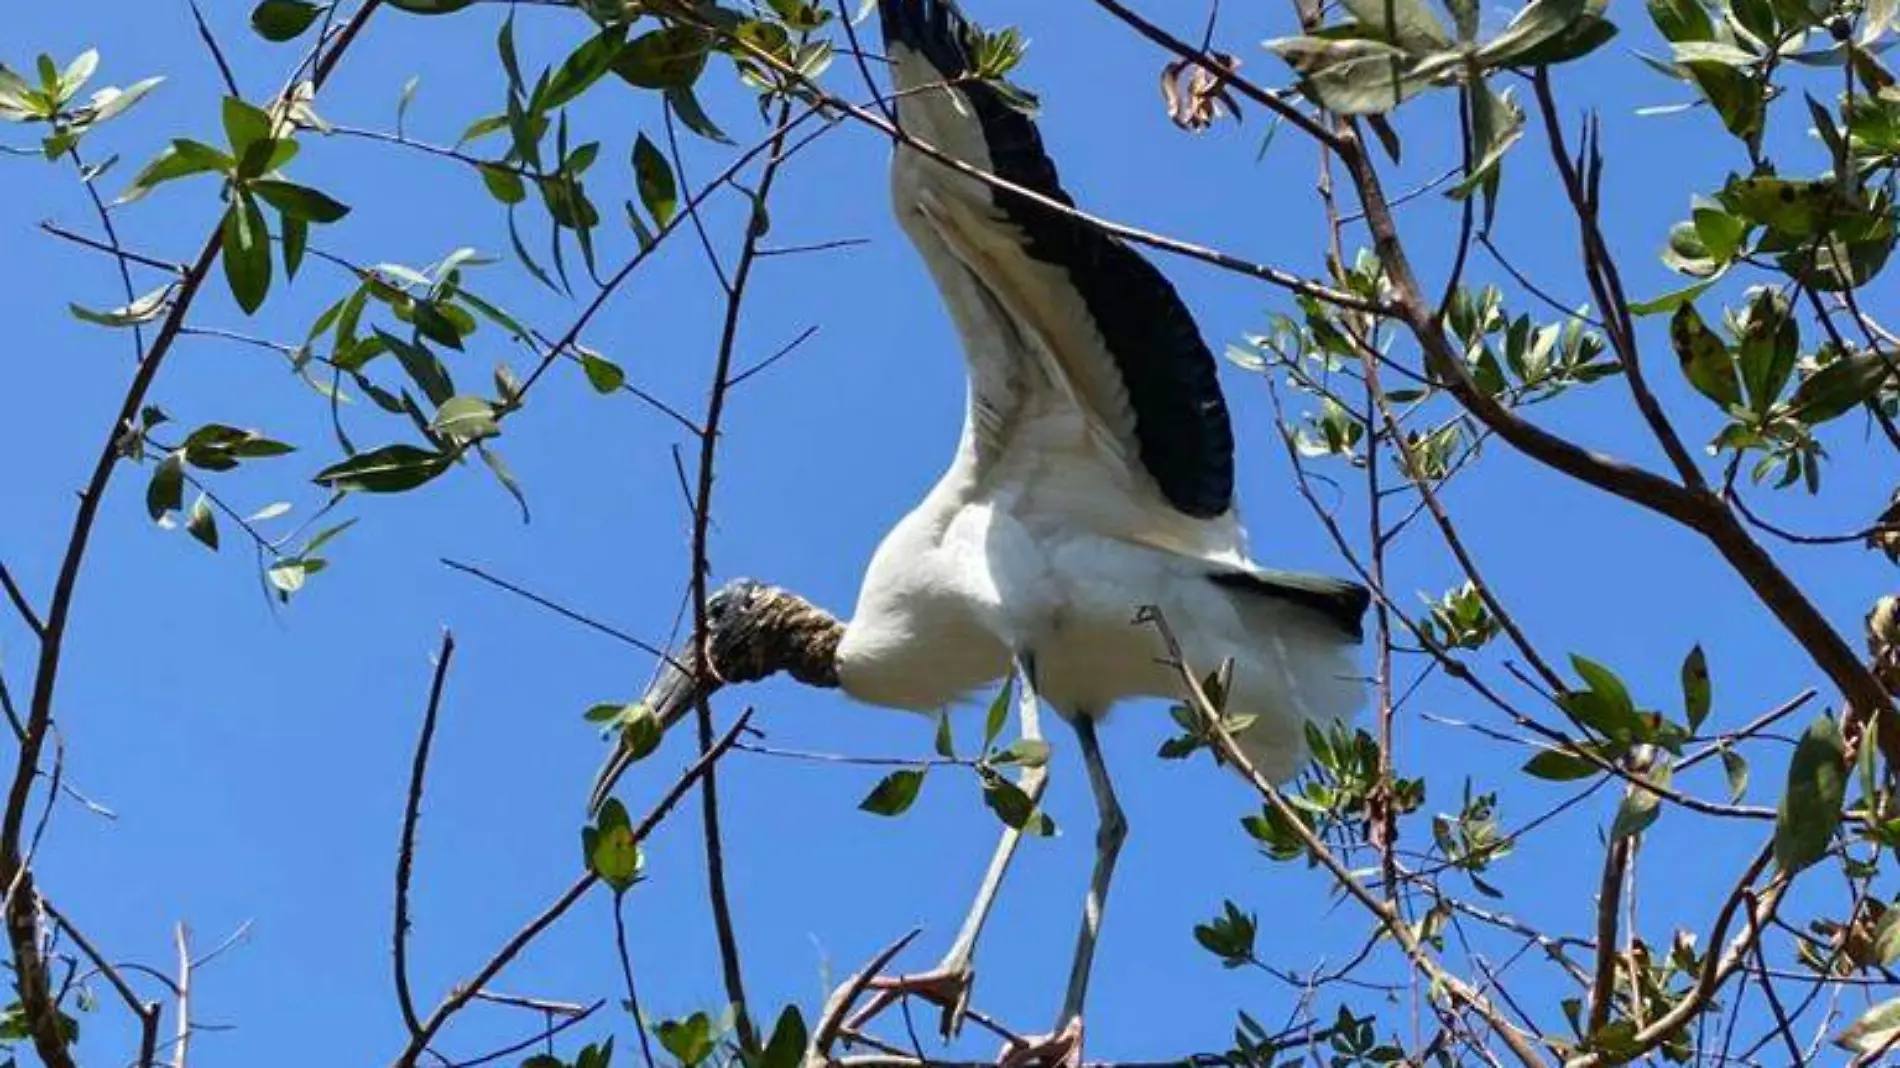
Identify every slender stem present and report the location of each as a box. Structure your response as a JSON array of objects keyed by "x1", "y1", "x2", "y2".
[
  {"x1": 612, "y1": 893, "x2": 658, "y2": 1068},
  {"x1": 0, "y1": 562, "x2": 43, "y2": 639},
  {"x1": 395, "y1": 631, "x2": 456, "y2": 1038},
  {"x1": 1585, "y1": 837, "x2": 1630, "y2": 1033},
  {"x1": 682, "y1": 91, "x2": 804, "y2": 1056},
  {"x1": 0, "y1": 10, "x2": 385, "y2": 1063},
  {"x1": 40, "y1": 221, "x2": 189, "y2": 275},
  {"x1": 389, "y1": 711, "x2": 752, "y2": 1068}
]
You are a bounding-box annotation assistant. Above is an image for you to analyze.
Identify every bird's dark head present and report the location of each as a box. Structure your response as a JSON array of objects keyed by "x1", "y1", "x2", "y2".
[{"x1": 588, "y1": 578, "x2": 843, "y2": 813}]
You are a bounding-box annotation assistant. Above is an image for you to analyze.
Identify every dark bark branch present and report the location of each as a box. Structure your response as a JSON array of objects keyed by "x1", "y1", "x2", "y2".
[
  {"x1": 395, "y1": 631, "x2": 455, "y2": 1038},
  {"x1": 0, "y1": 8, "x2": 386, "y2": 1064},
  {"x1": 389, "y1": 710, "x2": 753, "y2": 1068}
]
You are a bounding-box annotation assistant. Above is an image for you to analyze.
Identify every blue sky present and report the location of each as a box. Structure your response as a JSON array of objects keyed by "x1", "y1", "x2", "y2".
[{"x1": 2, "y1": 0, "x2": 1895, "y2": 1064}]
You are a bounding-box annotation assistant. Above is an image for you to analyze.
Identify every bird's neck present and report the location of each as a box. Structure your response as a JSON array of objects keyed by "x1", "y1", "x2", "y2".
[{"x1": 711, "y1": 583, "x2": 844, "y2": 690}]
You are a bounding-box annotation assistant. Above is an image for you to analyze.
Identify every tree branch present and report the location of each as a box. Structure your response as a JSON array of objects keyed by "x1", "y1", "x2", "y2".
[
  {"x1": 395, "y1": 630, "x2": 455, "y2": 1038},
  {"x1": 390, "y1": 709, "x2": 753, "y2": 1068}
]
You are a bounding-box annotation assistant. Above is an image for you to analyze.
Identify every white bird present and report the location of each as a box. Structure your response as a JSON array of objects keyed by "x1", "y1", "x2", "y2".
[{"x1": 594, "y1": 1, "x2": 1368, "y2": 1061}]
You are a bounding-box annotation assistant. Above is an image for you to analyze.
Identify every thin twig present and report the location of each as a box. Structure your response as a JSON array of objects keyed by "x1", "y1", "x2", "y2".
[
  {"x1": 395, "y1": 631, "x2": 456, "y2": 1039},
  {"x1": 442, "y1": 999, "x2": 606, "y2": 1068},
  {"x1": 0, "y1": 563, "x2": 43, "y2": 639},
  {"x1": 611, "y1": 894, "x2": 658, "y2": 1068},
  {"x1": 730, "y1": 324, "x2": 821, "y2": 388},
  {"x1": 186, "y1": 1, "x2": 242, "y2": 99},
  {"x1": 389, "y1": 710, "x2": 753, "y2": 1068},
  {"x1": 439, "y1": 559, "x2": 676, "y2": 664},
  {"x1": 39, "y1": 222, "x2": 188, "y2": 275},
  {"x1": 681, "y1": 87, "x2": 807, "y2": 1057}
]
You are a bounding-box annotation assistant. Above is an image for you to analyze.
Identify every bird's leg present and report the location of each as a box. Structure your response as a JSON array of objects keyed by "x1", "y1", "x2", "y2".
[
  {"x1": 848, "y1": 656, "x2": 1049, "y2": 1039},
  {"x1": 1000, "y1": 715, "x2": 1122, "y2": 1068}
]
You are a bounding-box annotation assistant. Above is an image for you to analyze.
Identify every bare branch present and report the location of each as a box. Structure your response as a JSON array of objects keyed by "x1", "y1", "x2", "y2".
[
  {"x1": 440, "y1": 558, "x2": 677, "y2": 663},
  {"x1": 186, "y1": 0, "x2": 242, "y2": 99},
  {"x1": 395, "y1": 631, "x2": 456, "y2": 1039},
  {"x1": 391, "y1": 710, "x2": 754, "y2": 1068},
  {"x1": 0, "y1": 561, "x2": 43, "y2": 639}
]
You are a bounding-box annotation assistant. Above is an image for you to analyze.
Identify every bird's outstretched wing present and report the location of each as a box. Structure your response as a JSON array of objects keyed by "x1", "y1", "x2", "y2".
[{"x1": 879, "y1": 0, "x2": 1235, "y2": 521}]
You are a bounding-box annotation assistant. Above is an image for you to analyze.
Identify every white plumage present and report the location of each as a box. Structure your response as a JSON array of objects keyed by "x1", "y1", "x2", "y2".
[
  {"x1": 838, "y1": 2, "x2": 1366, "y2": 780},
  {"x1": 598, "y1": 2, "x2": 1368, "y2": 1061}
]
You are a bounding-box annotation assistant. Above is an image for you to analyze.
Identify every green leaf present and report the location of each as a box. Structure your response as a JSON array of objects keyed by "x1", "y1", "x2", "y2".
[
  {"x1": 574, "y1": 351, "x2": 624, "y2": 393},
  {"x1": 411, "y1": 301, "x2": 466, "y2": 351},
  {"x1": 430, "y1": 396, "x2": 499, "y2": 442},
  {"x1": 266, "y1": 558, "x2": 319, "y2": 597},
  {"x1": 858, "y1": 768, "x2": 926, "y2": 816},
  {"x1": 252, "y1": 0, "x2": 327, "y2": 41},
  {"x1": 375, "y1": 329, "x2": 455, "y2": 405},
  {"x1": 656, "y1": 1014, "x2": 715, "y2": 1068},
  {"x1": 1342, "y1": 0, "x2": 1453, "y2": 52},
  {"x1": 250, "y1": 179, "x2": 350, "y2": 223},
  {"x1": 222, "y1": 96, "x2": 274, "y2": 159},
  {"x1": 1648, "y1": 0, "x2": 1715, "y2": 41},
  {"x1": 87, "y1": 75, "x2": 164, "y2": 125},
  {"x1": 613, "y1": 26, "x2": 712, "y2": 89},
  {"x1": 1503, "y1": 13, "x2": 1617, "y2": 64},
  {"x1": 933, "y1": 711, "x2": 954, "y2": 759},
  {"x1": 384, "y1": 0, "x2": 476, "y2": 12},
  {"x1": 1667, "y1": 303, "x2": 1741, "y2": 408},
  {"x1": 1611, "y1": 763, "x2": 1670, "y2": 839},
  {"x1": 1267, "y1": 37, "x2": 1460, "y2": 114},
  {"x1": 615, "y1": 703, "x2": 664, "y2": 763},
  {"x1": 1837, "y1": 997, "x2": 1900, "y2": 1054},
  {"x1": 1630, "y1": 276, "x2": 1722, "y2": 316},
  {"x1": 478, "y1": 163, "x2": 525, "y2": 204},
  {"x1": 983, "y1": 775, "x2": 1034, "y2": 827},
  {"x1": 983, "y1": 673, "x2": 1014, "y2": 749},
  {"x1": 182, "y1": 424, "x2": 295, "y2": 468},
  {"x1": 631, "y1": 133, "x2": 677, "y2": 227},
  {"x1": 71, "y1": 283, "x2": 172, "y2": 328},
  {"x1": 313, "y1": 444, "x2": 450, "y2": 493},
  {"x1": 57, "y1": 50, "x2": 98, "y2": 101},
  {"x1": 1722, "y1": 176, "x2": 1846, "y2": 239},
  {"x1": 1775, "y1": 714, "x2": 1846, "y2": 874},
  {"x1": 1789, "y1": 352, "x2": 1893, "y2": 424},
  {"x1": 542, "y1": 26, "x2": 625, "y2": 111},
  {"x1": 585, "y1": 798, "x2": 643, "y2": 892},
  {"x1": 1449, "y1": 79, "x2": 1524, "y2": 200},
  {"x1": 186, "y1": 495, "x2": 220, "y2": 551},
  {"x1": 221, "y1": 194, "x2": 272, "y2": 315},
  {"x1": 1685, "y1": 61, "x2": 1766, "y2": 142},
  {"x1": 1522, "y1": 746, "x2": 1604, "y2": 781},
  {"x1": 119, "y1": 139, "x2": 232, "y2": 203},
  {"x1": 995, "y1": 738, "x2": 1051, "y2": 768},
  {"x1": 1476, "y1": 0, "x2": 1589, "y2": 64},
  {"x1": 1572, "y1": 655, "x2": 1634, "y2": 717},
  {"x1": 1681, "y1": 645, "x2": 1711, "y2": 732},
  {"x1": 759, "y1": 1007, "x2": 808, "y2": 1068},
  {"x1": 146, "y1": 452, "x2": 184, "y2": 521},
  {"x1": 1873, "y1": 908, "x2": 1900, "y2": 967},
  {"x1": 1720, "y1": 746, "x2": 1749, "y2": 802},
  {"x1": 665, "y1": 85, "x2": 731, "y2": 144},
  {"x1": 282, "y1": 214, "x2": 308, "y2": 279}
]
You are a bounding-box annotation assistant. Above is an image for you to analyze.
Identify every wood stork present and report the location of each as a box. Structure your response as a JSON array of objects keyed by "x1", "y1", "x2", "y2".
[{"x1": 594, "y1": 0, "x2": 1370, "y2": 1060}]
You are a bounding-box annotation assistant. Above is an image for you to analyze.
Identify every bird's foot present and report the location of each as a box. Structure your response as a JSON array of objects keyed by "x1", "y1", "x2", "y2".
[
  {"x1": 846, "y1": 961, "x2": 976, "y2": 1038},
  {"x1": 999, "y1": 1017, "x2": 1084, "y2": 1068}
]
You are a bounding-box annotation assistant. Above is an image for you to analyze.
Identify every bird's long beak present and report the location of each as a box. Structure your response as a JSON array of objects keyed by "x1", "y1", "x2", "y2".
[
  {"x1": 586, "y1": 577, "x2": 841, "y2": 814},
  {"x1": 587, "y1": 652, "x2": 724, "y2": 815}
]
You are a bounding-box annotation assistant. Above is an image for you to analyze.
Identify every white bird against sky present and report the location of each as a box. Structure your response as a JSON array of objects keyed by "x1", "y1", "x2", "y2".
[{"x1": 593, "y1": 0, "x2": 1370, "y2": 1061}]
